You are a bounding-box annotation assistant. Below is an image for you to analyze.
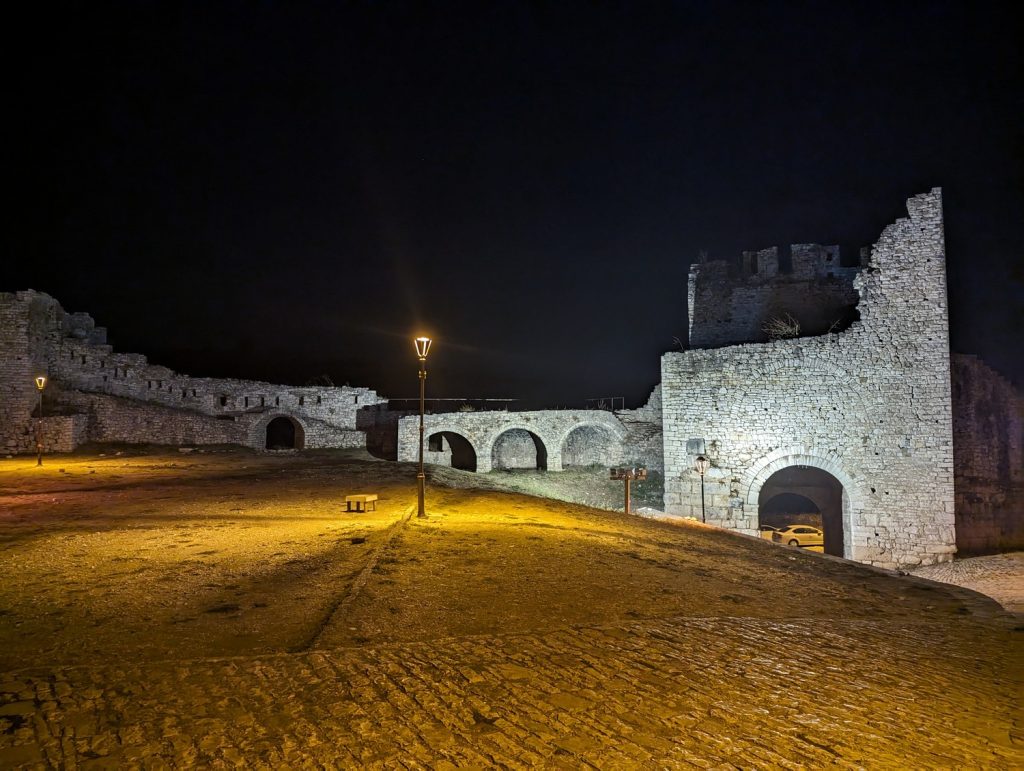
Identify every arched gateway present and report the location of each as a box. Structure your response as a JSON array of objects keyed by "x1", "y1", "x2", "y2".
[
  {"x1": 259, "y1": 414, "x2": 306, "y2": 450},
  {"x1": 743, "y1": 450, "x2": 857, "y2": 560}
]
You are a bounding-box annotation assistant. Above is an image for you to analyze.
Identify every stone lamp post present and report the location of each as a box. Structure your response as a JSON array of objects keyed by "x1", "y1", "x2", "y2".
[
  {"x1": 695, "y1": 455, "x2": 710, "y2": 523},
  {"x1": 34, "y1": 376, "x2": 47, "y2": 467},
  {"x1": 414, "y1": 336, "x2": 432, "y2": 518}
]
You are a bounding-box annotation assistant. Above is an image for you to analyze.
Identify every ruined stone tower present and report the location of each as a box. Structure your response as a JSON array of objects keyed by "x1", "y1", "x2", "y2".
[{"x1": 663, "y1": 188, "x2": 956, "y2": 569}]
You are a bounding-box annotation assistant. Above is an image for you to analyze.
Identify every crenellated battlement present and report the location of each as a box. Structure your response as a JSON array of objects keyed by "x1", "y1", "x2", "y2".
[{"x1": 687, "y1": 242, "x2": 864, "y2": 348}]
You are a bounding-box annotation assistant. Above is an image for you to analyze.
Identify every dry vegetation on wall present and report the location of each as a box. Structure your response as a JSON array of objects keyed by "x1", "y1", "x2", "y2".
[{"x1": 762, "y1": 313, "x2": 802, "y2": 340}]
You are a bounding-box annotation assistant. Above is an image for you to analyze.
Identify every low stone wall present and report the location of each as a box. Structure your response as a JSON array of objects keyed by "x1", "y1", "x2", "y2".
[{"x1": 398, "y1": 410, "x2": 628, "y2": 473}]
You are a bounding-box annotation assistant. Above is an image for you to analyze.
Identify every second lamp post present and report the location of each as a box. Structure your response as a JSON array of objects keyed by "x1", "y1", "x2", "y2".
[
  {"x1": 414, "y1": 336, "x2": 432, "y2": 518},
  {"x1": 695, "y1": 455, "x2": 709, "y2": 523}
]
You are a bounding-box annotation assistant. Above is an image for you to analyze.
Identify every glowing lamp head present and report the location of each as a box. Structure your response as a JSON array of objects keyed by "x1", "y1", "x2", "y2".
[
  {"x1": 694, "y1": 455, "x2": 710, "y2": 476},
  {"x1": 414, "y1": 336, "x2": 432, "y2": 361},
  {"x1": 34, "y1": 376, "x2": 47, "y2": 391}
]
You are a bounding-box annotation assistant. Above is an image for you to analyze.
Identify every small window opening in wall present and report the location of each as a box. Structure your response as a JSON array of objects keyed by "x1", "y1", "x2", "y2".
[
  {"x1": 103, "y1": 375, "x2": 108, "y2": 382},
  {"x1": 192, "y1": 389, "x2": 196, "y2": 397},
  {"x1": 260, "y1": 396, "x2": 265, "y2": 407},
  {"x1": 316, "y1": 395, "x2": 321, "y2": 405},
  {"x1": 275, "y1": 396, "x2": 280, "y2": 406},
  {"x1": 244, "y1": 396, "x2": 249, "y2": 407},
  {"x1": 353, "y1": 395, "x2": 358, "y2": 404},
  {"x1": 81, "y1": 355, "x2": 86, "y2": 364},
  {"x1": 99, "y1": 360, "x2": 105, "y2": 368},
  {"x1": 299, "y1": 396, "x2": 305, "y2": 406},
  {"x1": 158, "y1": 381, "x2": 163, "y2": 389},
  {"x1": 148, "y1": 381, "x2": 153, "y2": 389},
  {"x1": 182, "y1": 390, "x2": 187, "y2": 399},
  {"x1": 220, "y1": 396, "x2": 228, "y2": 407},
  {"x1": 826, "y1": 253, "x2": 833, "y2": 262}
]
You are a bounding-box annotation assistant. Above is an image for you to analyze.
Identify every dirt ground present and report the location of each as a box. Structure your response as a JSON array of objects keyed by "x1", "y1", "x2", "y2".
[{"x1": 0, "y1": 446, "x2": 1009, "y2": 671}]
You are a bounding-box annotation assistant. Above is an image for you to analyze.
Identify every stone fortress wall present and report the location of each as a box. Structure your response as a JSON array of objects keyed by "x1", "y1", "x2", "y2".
[
  {"x1": 0, "y1": 291, "x2": 385, "y2": 454},
  {"x1": 665, "y1": 189, "x2": 956, "y2": 569},
  {"x1": 950, "y1": 354, "x2": 1024, "y2": 553},
  {"x1": 687, "y1": 244, "x2": 865, "y2": 349},
  {"x1": 2, "y1": 189, "x2": 1019, "y2": 564}
]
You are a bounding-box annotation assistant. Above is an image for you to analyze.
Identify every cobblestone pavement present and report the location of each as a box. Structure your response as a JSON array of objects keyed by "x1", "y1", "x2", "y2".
[
  {"x1": 912, "y1": 552, "x2": 1024, "y2": 616},
  {"x1": 1, "y1": 614, "x2": 1021, "y2": 768},
  {"x1": 2, "y1": 453, "x2": 1022, "y2": 768}
]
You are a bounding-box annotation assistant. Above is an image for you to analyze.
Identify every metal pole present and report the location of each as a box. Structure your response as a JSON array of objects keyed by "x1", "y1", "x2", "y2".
[
  {"x1": 36, "y1": 389, "x2": 43, "y2": 467},
  {"x1": 700, "y1": 474, "x2": 706, "y2": 523},
  {"x1": 417, "y1": 357, "x2": 426, "y2": 518},
  {"x1": 624, "y1": 476, "x2": 631, "y2": 515}
]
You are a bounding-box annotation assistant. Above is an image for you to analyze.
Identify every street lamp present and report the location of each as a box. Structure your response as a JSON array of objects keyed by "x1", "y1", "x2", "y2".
[
  {"x1": 414, "y1": 336, "x2": 432, "y2": 518},
  {"x1": 34, "y1": 376, "x2": 47, "y2": 467},
  {"x1": 694, "y1": 455, "x2": 710, "y2": 523}
]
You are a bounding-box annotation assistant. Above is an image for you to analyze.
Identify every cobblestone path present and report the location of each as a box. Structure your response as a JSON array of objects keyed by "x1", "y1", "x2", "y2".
[{"x1": 2, "y1": 615, "x2": 1020, "y2": 768}]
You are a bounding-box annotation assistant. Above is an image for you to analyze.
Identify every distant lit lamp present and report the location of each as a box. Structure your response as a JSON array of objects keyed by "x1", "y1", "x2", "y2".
[
  {"x1": 34, "y1": 376, "x2": 48, "y2": 467},
  {"x1": 694, "y1": 455, "x2": 710, "y2": 523},
  {"x1": 414, "y1": 336, "x2": 432, "y2": 518}
]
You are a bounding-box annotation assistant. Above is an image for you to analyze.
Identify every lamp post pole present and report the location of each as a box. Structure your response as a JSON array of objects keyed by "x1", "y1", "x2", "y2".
[
  {"x1": 35, "y1": 376, "x2": 47, "y2": 467},
  {"x1": 695, "y1": 455, "x2": 709, "y2": 523},
  {"x1": 414, "y1": 337, "x2": 432, "y2": 518}
]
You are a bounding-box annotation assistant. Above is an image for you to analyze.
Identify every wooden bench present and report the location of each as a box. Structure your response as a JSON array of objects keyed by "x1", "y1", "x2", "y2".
[{"x1": 345, "y1": 494, "x2": 378, "y2": 512}]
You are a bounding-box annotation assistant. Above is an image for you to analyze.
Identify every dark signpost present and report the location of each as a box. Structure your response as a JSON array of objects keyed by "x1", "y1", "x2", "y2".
[{"x1": 610, "y1": 466, "x2": 647, "y2": 515}]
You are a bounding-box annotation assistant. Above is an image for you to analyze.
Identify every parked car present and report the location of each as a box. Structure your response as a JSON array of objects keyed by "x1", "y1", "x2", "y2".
[
  {"x1": 772, "y1": 525, "x2": 824, "y2": 548},
  {"x1": 758, "y1": 525, "x2": 778, "y2": 540}
]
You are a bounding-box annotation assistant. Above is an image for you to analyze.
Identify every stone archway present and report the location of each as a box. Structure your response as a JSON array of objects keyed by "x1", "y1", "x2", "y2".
[
  {"x1": 743, "y1": 449, "x2": 858, "y2": 560},
  {"x1": 264, "y1": 415, "x2": 305, "y2": 450},
  {"x1": 427, "y1": 430, "x2": 477, "y2": 472},
  {"x1": 758, "y1": 467, "x2": 845, "y2": 557},
  {"x1": 561, "y1": 424, "x2": 618, "y2": 468},
  {"x1": 491, "y1": 428, "x2": 548, "y2": 471}
]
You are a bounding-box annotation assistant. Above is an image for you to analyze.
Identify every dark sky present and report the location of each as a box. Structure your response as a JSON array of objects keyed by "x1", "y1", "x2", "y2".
[{"x1": 6, "y1": 1, "x2": 1023, "y2": 407}]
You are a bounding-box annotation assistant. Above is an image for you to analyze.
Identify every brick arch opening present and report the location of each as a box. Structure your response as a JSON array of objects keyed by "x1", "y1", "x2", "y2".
[
  {"x1": 561, "y1": 424, "x2": 617, "y2": 467},
  {"x1": 427, "y1": 431, "x2": 477, "y2": 472},
  {"x1": 491, "y1": 428, "x2": 548, "y2": 471},
  {"x1": 757, "y1": 466, "x2": 847, "y2": 558},
  {"x1": 265, "y1": 416, "x2": 305, "y2": 450}
]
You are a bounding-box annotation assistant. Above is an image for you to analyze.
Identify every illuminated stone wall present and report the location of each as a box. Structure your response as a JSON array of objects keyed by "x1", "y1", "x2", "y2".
[
  {"x1": 0, "y1": 291, "x2": 384, "y2": 453},
  {"x1": 663, "y1": 189, "x2": 956, "y2": 569},
  {"x1": 951, "y1": 354, "x2": 1024, "y2": 553},
  {"x1": 397, "y1": 409, "x2": 630, "y2": 473},
  {"x1": 687, "y1": 244, "x2": 865, "y2": 349}
]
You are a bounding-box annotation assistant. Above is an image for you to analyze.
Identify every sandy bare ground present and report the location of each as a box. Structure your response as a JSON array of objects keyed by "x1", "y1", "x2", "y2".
[
  {"x1": 0, "y1": 447, "x2": 998, "y2": 669},
  {"x1": 0, "y1": 448, "x2": 1020, "y2": 767}
]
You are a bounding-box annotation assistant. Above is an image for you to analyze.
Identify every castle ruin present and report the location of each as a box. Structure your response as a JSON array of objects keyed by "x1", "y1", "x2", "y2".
[{"x1": 3, "y1": 189, "x2": 1021, "y2": 568}]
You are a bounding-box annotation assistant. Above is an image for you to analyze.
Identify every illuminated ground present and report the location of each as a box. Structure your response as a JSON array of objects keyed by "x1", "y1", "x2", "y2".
[{"x1": 0, "y1": 448, "x2": 1020, "y2": 767}]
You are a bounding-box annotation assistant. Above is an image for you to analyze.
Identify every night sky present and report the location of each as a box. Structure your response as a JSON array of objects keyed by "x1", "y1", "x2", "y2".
[{"x1": 6, "y1": 1, "x2": 1022, "y2": 408}]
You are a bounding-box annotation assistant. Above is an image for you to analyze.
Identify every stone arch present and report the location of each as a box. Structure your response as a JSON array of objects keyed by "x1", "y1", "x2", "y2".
[
  {"x1": 252, "y1": 413, "x2": 307, "y2": 451},
  {"x1": 743, "y1": 448, "x2": 860, "y2": 560},
  {"x1": 489, "y1": 427, "x2": 549, "y2": 471},
  {"x1": 427, "y1": 430, "x2": 477, "y2": 472},
  {"x1": 560, "y1": 423, "x2": 623, "y2": 468},
  {"x1": 758, "y1": 469, "x2": 845, "y2": 557}
]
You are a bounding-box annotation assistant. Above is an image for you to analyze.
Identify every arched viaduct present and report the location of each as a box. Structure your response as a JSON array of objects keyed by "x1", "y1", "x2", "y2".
[{"x1": 397, "y1": 410, "x2": 628, "y2": 473}]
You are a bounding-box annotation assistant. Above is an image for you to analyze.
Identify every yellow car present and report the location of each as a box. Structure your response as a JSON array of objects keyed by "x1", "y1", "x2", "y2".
[
  {"x1": 758, "y1": 525, "x2": 778, "y2": 540},
  {"x1": 772, "y1": 525, "x2": 824, "y2": 548}
]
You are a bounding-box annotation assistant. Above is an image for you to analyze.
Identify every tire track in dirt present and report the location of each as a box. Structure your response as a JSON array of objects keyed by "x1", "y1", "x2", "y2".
[{"x1": 297, "y1": 504, "x2": 416, "y2": 651}]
